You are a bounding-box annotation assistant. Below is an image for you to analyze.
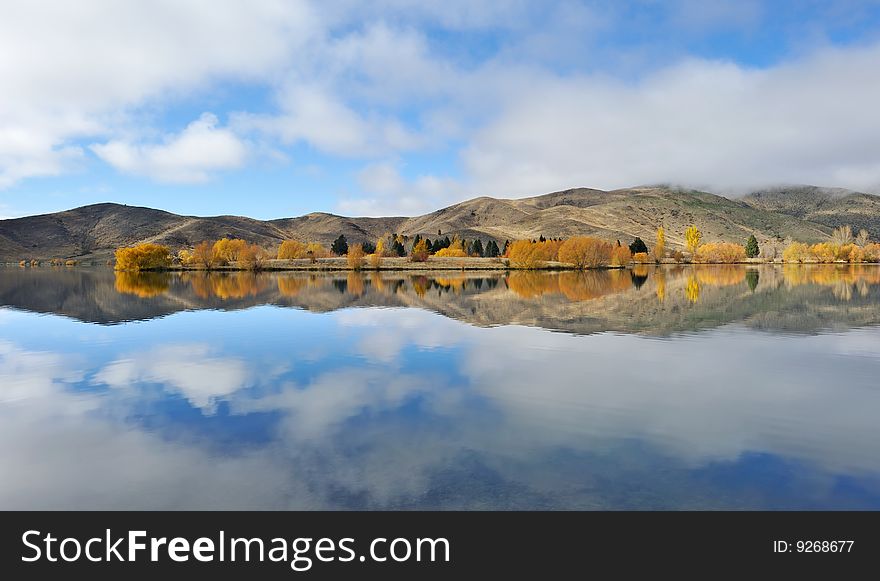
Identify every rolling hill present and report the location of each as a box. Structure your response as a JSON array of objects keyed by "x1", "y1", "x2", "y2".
[
  {"x1": 1, "y1": 185, "x2": 877, "y2": 262},
  {"x1": 741, "y1": 185, "x2": 880, "y2": 239}
]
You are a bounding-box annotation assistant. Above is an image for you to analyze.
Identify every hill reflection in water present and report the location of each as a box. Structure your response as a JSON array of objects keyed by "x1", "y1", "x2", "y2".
[
  {"x1": 1, "y1": 264, "x2": 880, "y2": 509},
  {"x1": 2, "y1": 265, "x2": 880, "y2": 335}
]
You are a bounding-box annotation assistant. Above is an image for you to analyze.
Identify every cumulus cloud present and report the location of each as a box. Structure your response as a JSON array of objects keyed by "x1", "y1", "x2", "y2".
[
  {"x1": 463, "y1": 43, "x2": 880, "y2": 197},
  {"x1": 92, "y1": 343, "x2": 250, "y2": 413},
  {"x1": 0, "y1": 0, "x2": 314, "y2": 187},
  {"x1": 4, "y1": 0, "x2": 880, "y2": 213},
  {"x1": 90, "y1": 113, "x2": 248, "y2": 183}
]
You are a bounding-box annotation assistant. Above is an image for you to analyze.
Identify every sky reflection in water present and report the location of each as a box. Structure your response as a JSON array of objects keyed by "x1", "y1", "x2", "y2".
[{"x1": 1, "y1": 265, "x2": 879, "y2": 509}]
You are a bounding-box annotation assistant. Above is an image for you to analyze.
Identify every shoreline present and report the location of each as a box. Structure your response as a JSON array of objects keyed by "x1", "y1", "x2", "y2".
[{"x1": 5, "y1": 258, "x2": 880, "y2": 271}]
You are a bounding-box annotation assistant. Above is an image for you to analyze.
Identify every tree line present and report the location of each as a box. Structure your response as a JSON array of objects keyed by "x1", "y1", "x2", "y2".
[
  {"x1": 112, "y1": 224, "x2": 880, "y2": 271},
  {"x1": 783, "y1": 226, "x2": 880, "y2": 263}
]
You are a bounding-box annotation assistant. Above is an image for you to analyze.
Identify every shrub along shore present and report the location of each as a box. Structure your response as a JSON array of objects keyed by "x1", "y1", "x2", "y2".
[{"x1": 22, "y1": 224, "x2": 880, "y2": 272}]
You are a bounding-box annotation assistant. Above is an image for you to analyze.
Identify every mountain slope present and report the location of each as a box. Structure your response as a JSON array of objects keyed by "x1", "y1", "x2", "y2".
[
  {"x1": 742, "y1": 185, "x2": 880, "y2": 239},
  {"x1": 1, "y1": 185, "x2": 876, "y2": 262}
]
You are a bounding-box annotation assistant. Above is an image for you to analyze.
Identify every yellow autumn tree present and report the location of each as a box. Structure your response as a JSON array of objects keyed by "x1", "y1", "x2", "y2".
[
  {"x1": 177, "y1": 249, "x2": 194, "y2": 266},
  {"x1": 191, "y1": 241, "x2": 215, "y2": 269},
  {"x1": 411, "y1": 238, "x2": 430, "y2": 262},
  {"x1": 114, "y1": 243, "x2": 172, "y2": 271},
  {"x1": 347, "y1": 243, "x2": 365, "y2": 270},
  {"x1": 435, "y1": 238, "x2": 468, "y2": 257},
  {"x1": 684, "y1": 225, "x2": 702, "y2": 258},
  {"x1": 237, "y1": 243, "x2": 265, "y2": 271},
  {"x1": 212, "y1": 238, "x2": 249, "y2": 264},
  {"x1": 278, "y1": 240, "x2": 308, "y2": 259},
  {"x1": 810, "y1": 242, "x2": 836, "y2": 263},
  {"x1": 557, "y1": 236, "x2": 613, "y2": 269},
  {"x1": 782, "y1": 242, "x2": 810, "y2": 263},
  {"x1": 654, "y1": 225, "x2": 666, "y2": 261},
  {"x1": 507, "y1": 239, "x2": 562, "y2": 268},
  {"x1": 694, "y1": 242, "x2": 746, "y2": 263},
  {"x1": 610, "y1": 245, "x2": 632, "y2": 266},
  {"x1": 370, "y1": 246, "x2": 383, "y2": 269}
]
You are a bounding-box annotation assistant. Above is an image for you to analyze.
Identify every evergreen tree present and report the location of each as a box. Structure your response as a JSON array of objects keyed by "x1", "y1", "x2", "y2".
[
  {"x1": 443, "y1": 236, "x2": 451, "y2": 248},
  {"x1": 629, "y1": 237, "x2": 648, "y2": 255},
  {"x1": 472, "y1": 239, "x2": 484, "y2": 257},
  {"x1": 391, "y1": 239, "x2": 406, "y2": 257},
  {"x1": 362, "y1": 241, "x2": 376, "y2": 254},
  {"x1": 424, "y1": 238, "x2": 432, "y2": 252},
  {"x1": 503, "y1": 240, "x2": 510, "y2": 255},
  {"x1": 331, "y1": 234, "x2": 348, "y2": 256},
  {"x1": 539, "y1": 234, "x2": 546, "y2": 243},
  {"x1": 413, "y1": 234, "x2": 422, "y2": 247},
  {"x1": 745, "y1": 234, "x2": 759, "y2": 258}
]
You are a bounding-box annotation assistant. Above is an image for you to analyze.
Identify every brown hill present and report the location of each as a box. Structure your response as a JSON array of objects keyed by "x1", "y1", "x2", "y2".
[
  {"x1": 1, "y1": 185, "x2": 876, "y2": 262},
  {"x1": 742, "y1": 185, "x2": 880, "y2": 239}
]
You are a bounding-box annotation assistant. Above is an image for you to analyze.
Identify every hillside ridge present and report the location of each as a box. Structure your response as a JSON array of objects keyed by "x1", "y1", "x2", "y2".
[{"x1": 2, "y1": 185, "x2": 878, "y2": 261}]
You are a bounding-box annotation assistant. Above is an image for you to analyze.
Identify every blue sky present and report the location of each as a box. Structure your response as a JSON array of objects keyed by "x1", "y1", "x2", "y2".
[{"x1": 2, "y1": 0, "x2": 880, "y2": 220}]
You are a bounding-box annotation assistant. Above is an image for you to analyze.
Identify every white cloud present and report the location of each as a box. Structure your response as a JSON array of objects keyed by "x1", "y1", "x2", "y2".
[
  {"x1": 3, "y1": 0, "x2": 880, "y2": 210},
  {"x1": 463, "y1": 44, "x2": 880, "y2": 197},
  {"x1": 234, "y1": 84, "x2": 422, "y2": 158},
  {"x1": 93, "y1": 343, "x2": 250, "y2": 413},
  {"x1": 0, "y1": 0, "x2": 315, "y2": 187},
  {"x1": 335, "y1": 161, "x2": 466, "y2": 216},
  {"x1": 90, "y1": 113, "x2": 248, "y2": 183}
]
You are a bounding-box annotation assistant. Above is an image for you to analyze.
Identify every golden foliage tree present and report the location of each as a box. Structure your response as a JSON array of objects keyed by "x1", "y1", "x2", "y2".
[
  {"x1": 191, "y1": 241, "x2": 215, "y2": 269},
  {"x1": 809, "y1": 242, "x2": 837, "y2": 263},
  {"x1": 410, "y1": 238, "x2": 430, "y2": 262},
  {"x1": 694, "y1": 242, "x2": 746, "y2": 263},
  {"x1": 212, "y1": 238, "x2": 249, "y2": 264},
  {"x1": 347, "y1": 243, "x2": 365, "y2": 270},
  {"x1": 610, "y1": 245, "x2": 632, "y2": 266},
  {"x1": 782, "y1": 242, "x2": 810, "y2": 263},
  {"x1": 114, "y1": 243, "x2": 172, "y2": 271},
  {"x1": 434, "y1": 238, "x2": 468, "y2": 257},
  {"x1": 507, "y1": 239, "x2": 562, "y2": 268},
  {"x1": 236, "y1": 243, "x2": 265, "y2": 271},
  {"x1": 684, "y1": 225, "x2": 702, "y2": 257},
  {"x1": 278, "y1": 240, "x2": 308, "y2": 259},
  {"x1": 557, "y1": 236, "x2": 613, "y2": 269},
  {"x1": 177, "y1": 249, "x2": 194, "y2": 266},
  {"x1": 632, "y1": 252, "x2": 651, "y2": 263},
  {"x1": 654, "y1": 225, "x2": 666, "y2": 261},
  {"x1": 864, "y1": 243, "x2": 880, "y2": 262},
  {"x1": 855, "y1": 229, "x2": 870, "y2": 247}
]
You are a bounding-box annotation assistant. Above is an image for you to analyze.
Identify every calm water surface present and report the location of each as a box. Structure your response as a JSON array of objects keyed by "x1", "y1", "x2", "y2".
[{"x1": 1, "y1": 265, "x2": 879, "y2": 509}]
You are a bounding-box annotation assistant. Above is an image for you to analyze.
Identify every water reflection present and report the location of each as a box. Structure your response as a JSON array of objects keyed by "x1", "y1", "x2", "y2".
[
  {"x1": 1, "y1": 265, "x2": 879, "y2": 509},
  {"x1": 2, "y1": 265, "x2": 879, "y2": 335}
]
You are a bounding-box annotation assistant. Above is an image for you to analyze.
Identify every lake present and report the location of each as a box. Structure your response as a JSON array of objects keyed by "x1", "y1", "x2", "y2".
[{"x1": 1, "y1": 265, "x2": 879, "y2": 509}]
